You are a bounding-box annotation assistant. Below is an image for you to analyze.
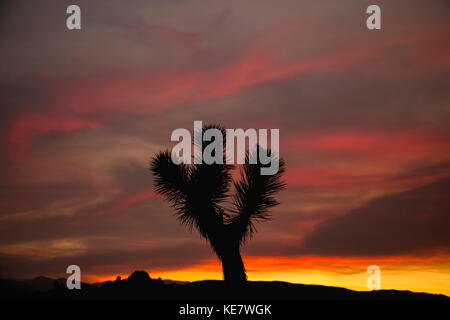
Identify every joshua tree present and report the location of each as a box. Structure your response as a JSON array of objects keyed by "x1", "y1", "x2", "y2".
[{"x1": 150, "y1": 125, "x2": 285, "y2": 285}]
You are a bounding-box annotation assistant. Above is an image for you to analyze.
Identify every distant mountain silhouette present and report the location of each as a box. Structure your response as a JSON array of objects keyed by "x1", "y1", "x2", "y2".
[
  {"x1": 1, "y1": 271, "x2": 448, "y2": 300},
  {"x1": 0, "y1": 275, "x2": 80, "y2": 299}
]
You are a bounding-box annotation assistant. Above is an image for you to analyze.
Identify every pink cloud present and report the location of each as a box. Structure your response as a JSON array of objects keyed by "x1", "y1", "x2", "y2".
[
  {"x1": 96, "y1": 190, "x2": 157, "y2": 217},
  {"x1": 5, "y1": 113, "x2": 102, "y2": 161},
  {"x1": 285, "y1": 130, "x2": 450, "y2": 160},
  {"x1": 5, "y1": 25, "x2": 448, "y2": 160}
]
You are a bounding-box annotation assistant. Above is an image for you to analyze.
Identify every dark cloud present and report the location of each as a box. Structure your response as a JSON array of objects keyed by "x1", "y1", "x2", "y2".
[
  {"x1": 0, "y1": 196, "x2": 191, "y2": 244},
  {"x1": 301, "y1": 178, "x2": 450, "y2": 256}
]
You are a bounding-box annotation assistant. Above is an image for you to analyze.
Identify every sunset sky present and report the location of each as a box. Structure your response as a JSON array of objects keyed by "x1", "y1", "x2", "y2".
[{"x1": 1, "y1": 1, "x2": 449, "y2": 295}]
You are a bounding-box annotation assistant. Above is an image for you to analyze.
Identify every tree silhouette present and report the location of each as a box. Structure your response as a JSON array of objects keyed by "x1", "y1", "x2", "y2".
[{"x1": 150, "y1": 125, "x2": 285, "y2": 285}]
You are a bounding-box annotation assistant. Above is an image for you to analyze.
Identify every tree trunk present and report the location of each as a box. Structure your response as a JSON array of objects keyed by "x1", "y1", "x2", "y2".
[{"x1": 221, "y1": 246, "x2": 247, "y2": 286}]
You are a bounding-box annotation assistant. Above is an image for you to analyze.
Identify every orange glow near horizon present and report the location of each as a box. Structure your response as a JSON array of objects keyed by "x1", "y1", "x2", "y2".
[{"x1": 87, "y1": 255, "x2": 450, "y2": 296}]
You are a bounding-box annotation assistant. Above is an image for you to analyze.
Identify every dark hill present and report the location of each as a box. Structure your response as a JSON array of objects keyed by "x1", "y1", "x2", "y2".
[{"x1": 1, "y1": 271, "x2": 448, "y2": 300}]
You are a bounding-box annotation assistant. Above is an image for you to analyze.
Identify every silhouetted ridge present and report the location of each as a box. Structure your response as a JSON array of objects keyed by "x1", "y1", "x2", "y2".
[{"x1": 1, "y1": 271, "x2": 448, "y2": 300}]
